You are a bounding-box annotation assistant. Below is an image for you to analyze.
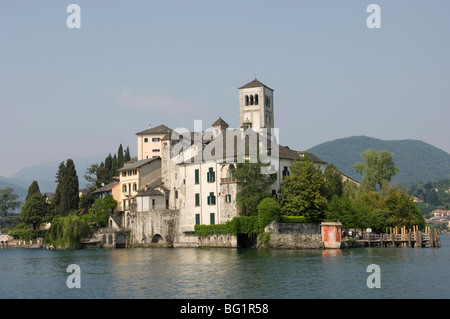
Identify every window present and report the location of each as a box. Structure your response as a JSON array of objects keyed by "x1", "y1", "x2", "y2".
[
  {"x1": 144, "y1": 138, "x2": 148, "y2": 143},
  {"x1": 195, "y1": 214, "x2": 200, "y2": 225},
  {"x1": 207, "y1": 192, "x2": 216, "y2": 205},
  {"x1": 245, "y1": 95, "x2": 249, "y2": 106},
  {"x1": 153, "y1": 149, "x2": 160, "y2": 152},
  {"x1": 195, "y1": 169, "x2": 200, "y2": 184},
  {"x1": 225, "y1": 194, "x2": 231, "y2": 203},
  {"x1": 152, "y1": 199, "x2": 156, "y2": 209},
  {"x1": 255, "y1": 94, "x2": 259, "y2": 105},
  {"x1": 122, "y1": 171, "x2": 126, "y2": 177},
  {"x1": 152, "y1": 137, "x2": 160, "y2": 142},
  {"x1": 195, "y1": 193, "x2": 200, "y2": 206},
  {"x1": 207, "y1": 167, "x2": 215, "y2": 183},
  {"x1": 210, "y1": 213, "x2": 215, "y2": 225},
  {"x1": 122, "y1": 185, "x2": 127, "y2": 193},
  {"x1": 283, "y1": 166, "x2": 290, "y2": 177},
  {"x1": 133, "y1": 183, "x2": 137, "y2": 191},
  {"x1": 133, "y1": 170, "x2": 137, "y2": 175},
  {"x1": 175, "y1": 190, "x2": 178, "y2": 199}
]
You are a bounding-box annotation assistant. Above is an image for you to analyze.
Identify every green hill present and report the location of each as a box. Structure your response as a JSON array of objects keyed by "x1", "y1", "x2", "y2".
[{"x1": 307, "y1": 136, "x2": 450, "y2": 185}]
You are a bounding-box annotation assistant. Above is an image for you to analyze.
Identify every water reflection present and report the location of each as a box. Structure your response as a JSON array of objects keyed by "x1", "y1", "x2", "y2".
[{"x1": 1, "y1": 235, "x2": 449, "y2": 299}]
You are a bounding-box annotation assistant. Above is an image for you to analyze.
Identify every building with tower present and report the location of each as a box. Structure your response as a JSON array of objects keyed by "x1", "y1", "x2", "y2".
[{"x1": 101, "y1": 78, "x2": 328, "y2": 247}]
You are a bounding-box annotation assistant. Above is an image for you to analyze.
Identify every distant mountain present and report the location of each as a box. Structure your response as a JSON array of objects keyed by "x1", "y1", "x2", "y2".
[
  {"x1": 307, "y1": 136, "x2": 450, "y2": 185},
  {"x1": 0, "y1": 177, "x2": 28, "y2": 202},
  {"x1": 0, "y1": 153, "x2": 108, "y2": 194}
]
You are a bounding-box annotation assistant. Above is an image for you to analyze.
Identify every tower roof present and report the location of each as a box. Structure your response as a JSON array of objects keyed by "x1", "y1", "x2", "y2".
[
  {"x1": 212, "y1": 117, "x2": 229, "y2": 128},
  {"x1": 239, "y1": 78, "x2": 273, "y2": 91}
]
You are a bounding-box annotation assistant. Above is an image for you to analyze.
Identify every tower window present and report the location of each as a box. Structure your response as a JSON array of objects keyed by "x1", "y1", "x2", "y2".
[
  {"x1": 250, "y1": 95, "x2": 254, "y2": 105},
  {"x1": 245, "y1": 95, "x2": 249, "y2": 106},
  {"x1": 255, "y1": 94, "x2": 259, "y2": 105}
]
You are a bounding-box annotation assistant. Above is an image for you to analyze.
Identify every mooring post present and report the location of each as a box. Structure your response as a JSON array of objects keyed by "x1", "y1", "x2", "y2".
[{"x1": 417, "y1": 231, "x2": 423, "y2": 248}]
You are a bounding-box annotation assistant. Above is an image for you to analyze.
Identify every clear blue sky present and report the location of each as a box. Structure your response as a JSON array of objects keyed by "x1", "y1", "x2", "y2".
[{"x1": 1, "y1": 0, "x2": 449, "y2": 177}]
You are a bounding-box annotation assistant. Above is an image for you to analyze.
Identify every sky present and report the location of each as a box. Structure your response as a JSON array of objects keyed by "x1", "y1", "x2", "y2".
[{"x1": 0, "y1": 0, "x2": 449, "y2": 177}]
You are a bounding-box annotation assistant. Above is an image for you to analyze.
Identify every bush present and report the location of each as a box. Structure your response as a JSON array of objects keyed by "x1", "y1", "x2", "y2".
[
  {"x1": 195, "y1": 216, "x2": 259, "y2": 238},
  {"x1": 9, "y1": 229, "x2": 47, "y2": 241},
  {"x1": 279, "y1": 215, "x2": 311, "y2": 223},
  {"x1": 257, "y1": 198, "x2": 281, "y2": 230}
]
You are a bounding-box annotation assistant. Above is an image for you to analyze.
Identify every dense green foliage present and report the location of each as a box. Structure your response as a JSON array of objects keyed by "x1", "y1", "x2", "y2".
[
  {"x1": 353, "y1": 149, "x2": 399, "y2": 192},
  {"x1": 52, "y1": 159, "x2": 80, "y2": 217},
  {"x1": 257, "y1": 198, "x2": 281, "y2": 230},
  {"x1": 194, "y1": 216, "x2": 259, "y2": 237},
  {"x1": 46, "y1": 214, "x2": 91, "y2": 249},
  {"x1": 25, "y1": 181, "x2": 41, "y2": 201},
  {"x1": 231, "y1": 161, "x2": 277, "y2": 216},
  {"x1": 326, "y1": 188, "x2": 426, "y2": 232},
  {"x1": 280, "y1": 157, "x2": 328, "y2": 222},
  {"x1": 9, "y1": 229, "x2": 47, "y2": 241},
  {"x1": 81, "y1": 195, "x2": 117, "y2": 228},
  {"x1": 85, "y1": 144, "x2": 131, "y2": 188},
  {"x1": 279, "y1": 215, "x2": 311, "y2": 223},
  {"x1": 307, "y1": 136, "x2": 450, "y2": 185},
  {"x1": 19, "y1": 192, "x2": 49, "y2": 230}
]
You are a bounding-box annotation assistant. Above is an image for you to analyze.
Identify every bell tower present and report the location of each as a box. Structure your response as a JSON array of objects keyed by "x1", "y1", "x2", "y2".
[{"x1": 238, "y1": 78, "x2": 274, "y2": 132}]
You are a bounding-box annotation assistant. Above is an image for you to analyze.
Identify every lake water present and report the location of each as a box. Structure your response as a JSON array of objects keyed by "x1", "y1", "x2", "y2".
[{"x1": 1, "y1": 235, "x2": 449, "y2": 299}]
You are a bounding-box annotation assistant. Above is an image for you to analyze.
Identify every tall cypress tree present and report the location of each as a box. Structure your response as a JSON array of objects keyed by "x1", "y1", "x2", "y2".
[
  {"x1": 26, "y1": 181, "x2": 41, "y2": 201},
  {"x1": 52, "y1": 162, "x2": 66, "y2": 216},
  {"x1": 124, "y1": 146, "x2": 131, "y2": 162},
  {"x1": 59, "y1": 159, "x2": 79, "y2": 215},
  {"x1": 117, "y1": 144, "x2": 124, "y2": 169}
]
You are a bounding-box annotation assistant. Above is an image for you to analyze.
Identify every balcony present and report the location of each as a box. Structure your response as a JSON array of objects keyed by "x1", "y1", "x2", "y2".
[{"x1": 220, "y1": 177, "x2": 237, "y2": 184}]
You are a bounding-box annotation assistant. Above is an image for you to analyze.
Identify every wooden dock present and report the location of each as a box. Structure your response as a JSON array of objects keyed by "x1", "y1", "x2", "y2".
[{"x1": 360, "y1": 226, "x2": 440, "y2": 248}]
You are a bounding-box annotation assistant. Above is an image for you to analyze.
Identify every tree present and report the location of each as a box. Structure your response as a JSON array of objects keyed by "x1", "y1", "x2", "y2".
[
  {"x1": 232, "y1": 161, "x2": 277, "y2": 216},
  {"x1": 59, "y1": 159, "x2": 79, "y2": 215},
  {"x1": 280, "y1": 157, "x2": 328, "y2": 222},
  {"x1": 323, "y1": 164, "x2": 344, "y2": 200},
  {"x1": 353, "y1": 149, "x2": 399, "y2": 192},
  {"x1": 117, "y1": 144, "x2": 124, "y2": 169},
  {"x1": 0, "y1": 188, "x2": 21, "y2": 228},
  {"x1": 52, "y1": 161, "x2": 66, "y2": 215},
  {"x1": 53, "y1": 159, "x2": 79, "y2": 216},
  {"x1": 20, "y1": 192, "x2": 48, "y2": 230},
  {"x1": 26, "y1": 181, "x2": 41, "y2": 201}
]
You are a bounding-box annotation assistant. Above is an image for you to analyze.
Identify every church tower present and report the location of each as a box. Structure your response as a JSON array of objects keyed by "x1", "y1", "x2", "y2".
[{"x1": 238, "y1": 78, "x2": 274, "y2": 132}]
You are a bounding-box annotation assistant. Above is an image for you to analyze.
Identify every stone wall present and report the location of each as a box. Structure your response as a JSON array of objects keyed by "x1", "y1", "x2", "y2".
[
  {"x1": 263, "y1": 222, "x2": 323, "y2": 249},
  {"x1": 198, "y1": 234, "x2": 237, "y2": 248}
]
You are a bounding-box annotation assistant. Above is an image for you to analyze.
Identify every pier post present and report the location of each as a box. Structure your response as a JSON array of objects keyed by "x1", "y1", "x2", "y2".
[{"x1": 416, "y1": 231, "x2": 423, "y2": 248}]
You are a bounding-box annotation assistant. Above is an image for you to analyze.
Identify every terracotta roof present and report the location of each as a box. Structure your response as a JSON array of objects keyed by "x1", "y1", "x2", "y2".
[
  {"x1": 239, "y1": 78, "x2": 273, "y2": 91},
  {"x1": 117, "y1": 157, "x2": 160, "y2": 172},
  {"x1": 92, "y1": 180, "x2": 120, "y2": 194},
  {"x1": 136, "y1": 124, "x2": 172, "y2": 136}
]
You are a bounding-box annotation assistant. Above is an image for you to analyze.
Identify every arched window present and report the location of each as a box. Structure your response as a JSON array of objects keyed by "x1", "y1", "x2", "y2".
[
  {"x1": 250, "y1": 95, "x2": 254, "y2": 105},
  {"x1": 245, "y1": 95, "x2": 249, "y2": 106},
  {"x1": 254, "y1": 94, "x2": 259, "y2": 105}
]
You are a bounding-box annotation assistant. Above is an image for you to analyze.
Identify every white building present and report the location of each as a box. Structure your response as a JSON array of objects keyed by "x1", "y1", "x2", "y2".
[{"x1": 106, "y1": 78, "x2": 328, "y2": 246}]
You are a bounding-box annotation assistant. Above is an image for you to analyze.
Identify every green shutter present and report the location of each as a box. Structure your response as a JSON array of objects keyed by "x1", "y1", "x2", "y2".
[
  {"x1": 210, "y1": 213, "x2": 215, "y2": 225},
  {"x1": 195, "y1": 169, "x2": 199, "y2": 184},
  {"x1": 195, "y1": 214, "x2": 200, "y2": 225},
  {"x1": 195, "y1": 193, "x2": 200, "y2": 206}
]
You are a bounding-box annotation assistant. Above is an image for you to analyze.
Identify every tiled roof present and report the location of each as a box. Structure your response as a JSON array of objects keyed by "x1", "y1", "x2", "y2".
[
  {"x1": 239, "y1": 78, "x2": 273, "y2": 91},
  {"x1": 117, "y1": 157, "x2": 160, "y2": 172},
  {"x1": 92, "y1": 180, "x2": 120, "y2": 193},
  {"x1": 136, "y1": 124, "x2": 172, "y2": 136}
]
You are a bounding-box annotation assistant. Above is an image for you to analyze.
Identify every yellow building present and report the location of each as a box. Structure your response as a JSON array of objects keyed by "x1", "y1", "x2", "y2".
[{"x1": 136, "y1": 124, "x2": 172, "y2": 160}]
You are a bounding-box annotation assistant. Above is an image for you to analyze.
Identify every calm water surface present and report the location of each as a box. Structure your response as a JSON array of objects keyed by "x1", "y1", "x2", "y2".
[{"x1": 1, "y1": 235, "x2": 449, "y2": 299}]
